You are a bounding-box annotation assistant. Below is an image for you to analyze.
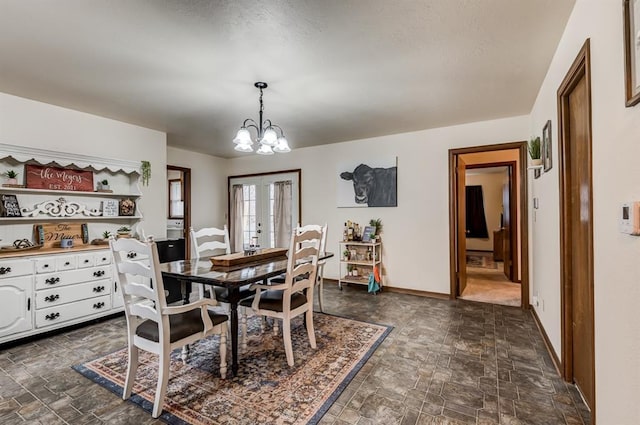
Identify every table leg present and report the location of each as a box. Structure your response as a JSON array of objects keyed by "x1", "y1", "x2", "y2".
[
  {"x1": 180, "y1": 280, "x2": 190, "y2": 361},
  {"x1": 224, "y1": 286, "x2": 241, "y2": 376}
]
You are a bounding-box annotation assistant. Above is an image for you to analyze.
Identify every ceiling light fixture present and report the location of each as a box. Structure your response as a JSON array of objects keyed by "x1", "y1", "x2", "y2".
[{"x1": 233, "y1": 82, "x2": 291, "y2": 155}]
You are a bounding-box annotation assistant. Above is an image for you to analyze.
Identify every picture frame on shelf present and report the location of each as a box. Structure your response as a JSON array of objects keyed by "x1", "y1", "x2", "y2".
[
  {"x1": 102, "y1": 199, "x2": 119, "y2": 217},
  {"x1": 542, "y1": 120, "x2": 552, "y2": 172},
  {"x1": 361, "y1": 225, "x2": 376, "y2": 242},
  {"x1": 0, "y1": 194, "x2": 21, "y2": 217},
  {"x1": 624, "y1": 0, "x2": 640, "y2": 106}
]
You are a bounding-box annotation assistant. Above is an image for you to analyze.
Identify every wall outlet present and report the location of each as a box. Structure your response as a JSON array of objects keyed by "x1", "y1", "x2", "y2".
[{"x1": 532, "y1": 296, "x2": 539, "y2": 307}]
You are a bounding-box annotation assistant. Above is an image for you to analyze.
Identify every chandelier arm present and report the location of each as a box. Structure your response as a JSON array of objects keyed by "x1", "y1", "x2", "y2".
[
  {"x1": 269, "y1": 124, "x2": 286, "y2": 136},
  {"x1": 243, "y1": 118, "x2": 258, "y2": 128}
]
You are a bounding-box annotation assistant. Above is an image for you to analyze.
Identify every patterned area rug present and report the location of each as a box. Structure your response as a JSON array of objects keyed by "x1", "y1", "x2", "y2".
[
  {"x1": 466, "y1": 251, "x2": 498, "y2": 269},
  {"x1": 73, "y1": 313, "x2": 391, "y2": 425}
]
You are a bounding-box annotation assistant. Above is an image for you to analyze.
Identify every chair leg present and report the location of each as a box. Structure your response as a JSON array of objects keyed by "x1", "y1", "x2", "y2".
[
  {"x1": 219, "y1": 327, "x2": 228, "y2": 379},
  {"x1": 240, "y1": 309, "x2": 248, "y2": 352},
  {"x1": 282, "y1": 319, "x2": 294, "y2": 367},
  {"x1": 306, "y1": 308, "x2": 316, "y2": 349},
  {"x1": 273, "y1": 318, "x2": 279, "y2": 335},
  {"x1": 317, "y1": 278, "x2": 324, "y2": 312},
  {"x1": 123, "y1": 344, "x2": 139, "y2": 400},
  {"x1": 152, "y1": 350, "x2": 171, "y2": 418},
  {"x1": 181, "y1": 345, "x2": 189, "y2": 363}
]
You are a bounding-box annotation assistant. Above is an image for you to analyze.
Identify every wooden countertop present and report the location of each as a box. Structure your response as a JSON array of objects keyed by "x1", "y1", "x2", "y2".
[{"x1": 0, "y1": 244, "x2": 109, "y2": 259}]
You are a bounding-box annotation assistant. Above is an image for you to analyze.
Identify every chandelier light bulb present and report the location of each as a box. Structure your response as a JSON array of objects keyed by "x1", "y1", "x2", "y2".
[
  {"x1": 233, "y1": 128, "x2": 252, "y2": 145},
  {"x1": 234, "y1": 142, "x2": 254, "y2": 152},
  {"x1": 273, "y1": 137, "x2": 291, "y2": 153},
  {"x1": 256, "y1": 144, "x2": 274, "y2": 155}
]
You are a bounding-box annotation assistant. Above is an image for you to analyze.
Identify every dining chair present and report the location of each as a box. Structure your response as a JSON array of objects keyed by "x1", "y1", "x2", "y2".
[
  {"x1": 190, "y1": 225, "x2": 255, "y2": 306},
  {"x1": 239, "y1": 224, "x2": 323, "y2": 366},
  {"x1": 110, "y1": 236, "x2": 228, "y2": 418},
  {"x1": 269, "y1": 223, "x2": 328, "y2": 312}
]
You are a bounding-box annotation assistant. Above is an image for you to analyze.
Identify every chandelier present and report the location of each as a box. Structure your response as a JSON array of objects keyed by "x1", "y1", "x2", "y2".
[{"x1": 232, "y1": 82, "x2": 291, "y2": 154}]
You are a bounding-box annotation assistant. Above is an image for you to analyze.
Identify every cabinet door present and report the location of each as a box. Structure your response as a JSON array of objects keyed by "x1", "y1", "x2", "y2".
[
  {"x1": 0, "y1": 276, "x2": 33, "y2": 338},
  {"x1": 112, "y1": 279, "x2": 124, "y2": 309}
]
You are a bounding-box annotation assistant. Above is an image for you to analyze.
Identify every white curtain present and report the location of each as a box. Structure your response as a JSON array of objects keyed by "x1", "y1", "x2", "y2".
[
  {"x1": 273, "y1": 180, "x2": 293, "y2": 248},
  {"x1": 230, "y1": 184, "x2": 244, "y2": 252}
]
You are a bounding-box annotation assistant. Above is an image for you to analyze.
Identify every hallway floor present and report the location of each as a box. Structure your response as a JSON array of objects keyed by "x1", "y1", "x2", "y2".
[
  {"x1": 0, "y1": 284, "x2": 590, "y2": 424},
  {"x1": 461, "y1": 266, "x2": 522, "y2": 307}
]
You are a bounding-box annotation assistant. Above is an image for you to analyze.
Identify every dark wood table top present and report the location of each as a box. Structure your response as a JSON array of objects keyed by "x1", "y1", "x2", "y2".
[{"x1": 159, "y1": 252, "x2": 333, "y2": 288}]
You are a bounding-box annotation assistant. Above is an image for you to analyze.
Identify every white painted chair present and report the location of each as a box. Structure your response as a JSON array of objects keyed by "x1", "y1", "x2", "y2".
[
  {"x1": 110, "y1": 237, "x2": 228, "y2": 418},
  {"x1": 190, "y1": 225, "x2": 231, "y2": 301},
  {"x1": 239, "y1": 224, "x2": 323, "y2": 366}
]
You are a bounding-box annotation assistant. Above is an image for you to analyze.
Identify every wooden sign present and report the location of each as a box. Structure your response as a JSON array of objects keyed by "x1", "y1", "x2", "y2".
[
  {"x1": 0, "y1": 194, "x2": 21, "y2": 217},
  {"x1": 102, "y1": 200, "x2": 119, "y2": 217},
  {"x1": 26, "y1": 164, "x2": 94, "y2": 192},
  {"x1": 34, "y1": 222, "x2": 89, "y2": 249}
]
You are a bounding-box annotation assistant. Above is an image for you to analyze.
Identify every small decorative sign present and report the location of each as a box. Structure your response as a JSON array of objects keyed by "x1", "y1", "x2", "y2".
[
  {"x1": 361, "y1": 225, "x2": 376, "y2": 242},
  {"x1": 0, "y1": 194, "x2": 22, "y2": 217},
  {"x1": 119, "y1": 198, "x2": 136, "y2": 216},
  {"x1": 34, "y1": 222, "x2": 89, "y2": 249},
  {"x1": 26, "y1": 164, "x2": 94, "y2": 192},
  {"x1": 102, "y1": 200, "x2": 119, "y2": 217}
]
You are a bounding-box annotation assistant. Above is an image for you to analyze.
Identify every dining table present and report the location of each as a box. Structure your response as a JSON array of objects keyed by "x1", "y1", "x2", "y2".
[{"x1": 159, "y1": 251, "x2": 333, "y2": 376}]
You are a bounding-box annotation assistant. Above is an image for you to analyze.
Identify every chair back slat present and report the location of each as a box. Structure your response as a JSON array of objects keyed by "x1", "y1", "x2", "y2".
[
  {"x1": 190, "y1": 225, "x2": 231, "y2": 260},
  {"x1": 110, "y1": 237, "x2": 167, "y2": 325},
  {"x1": 282, "y1": 224, "x2": 323, "y2": 291}
]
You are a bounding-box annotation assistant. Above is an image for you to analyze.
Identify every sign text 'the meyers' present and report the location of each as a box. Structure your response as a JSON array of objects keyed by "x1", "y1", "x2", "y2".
[{"x1": 25, "y1": 164, "x2": 94, "y2": 192}]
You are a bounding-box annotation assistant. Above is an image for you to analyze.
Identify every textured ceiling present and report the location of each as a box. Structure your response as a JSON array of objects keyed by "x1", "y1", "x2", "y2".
[{"x1": 0, "y1": 0, "x2": 575, "y2": 158}]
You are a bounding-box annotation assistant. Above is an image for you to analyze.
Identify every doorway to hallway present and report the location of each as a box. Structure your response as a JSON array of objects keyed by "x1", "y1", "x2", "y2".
[{"x1": 448, "y1": 142, "x2": 529, "y2": 308}]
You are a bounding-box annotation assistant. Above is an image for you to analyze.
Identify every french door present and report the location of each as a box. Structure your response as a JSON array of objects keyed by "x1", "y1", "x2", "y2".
[{"x1": 229, "y1": 171, "x2": 300, "y2": 249}]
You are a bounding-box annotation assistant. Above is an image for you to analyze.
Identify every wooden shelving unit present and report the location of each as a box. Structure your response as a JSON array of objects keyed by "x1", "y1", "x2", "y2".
[{"x1": 338, "y1": 240, "x2": 382, "y2": 291}]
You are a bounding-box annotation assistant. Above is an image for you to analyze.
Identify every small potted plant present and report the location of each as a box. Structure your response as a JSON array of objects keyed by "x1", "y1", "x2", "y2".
[
  {"x1": 343, "y1": 249, "x2": 350, "y2": 261},
  {"x1": 369, "y1": 218, "x2": 383, "y2": 237},
  {"x1": 117, "y1": 226, "x2": 131, "y2": 238},
  {"x1": 98, "y1": 179, "x2": 110, "y2": 191},
  {"x1": 102, "y1": 230, "x2": 112, "y2": 240},
  {"x1": 2, "y1": 170, "x2": 19, "y2": 185},
  {"x1": 346, "y1": 264, "x2": 354, "y2": 276},
  {"x1": 529, "y1": 137, "x2": 542, "y2": 166}
]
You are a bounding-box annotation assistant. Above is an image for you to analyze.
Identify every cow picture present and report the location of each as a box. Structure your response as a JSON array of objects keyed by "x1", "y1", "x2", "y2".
[{"x1": 338, "y1": 160, "x2": 397, "y2": 207}]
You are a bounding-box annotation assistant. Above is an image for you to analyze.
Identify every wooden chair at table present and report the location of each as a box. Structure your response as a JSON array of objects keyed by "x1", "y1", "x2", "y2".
[
  {"x1": 110, "y1": 237, "x2": 228, "y2": 419},
  {"x1": 239, "y1": 224, "x2": 323, "y2": 366},
  {"x1": 190, "y1": 225, "x2": 255, "y2": 307},
  {"x1": 268, "y1": 223, "x2": 328, "y2": 313}
]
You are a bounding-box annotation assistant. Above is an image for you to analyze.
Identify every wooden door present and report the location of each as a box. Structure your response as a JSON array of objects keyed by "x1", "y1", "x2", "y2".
[
  {"x1": 456, "y1": 156, "x2": 467, "y2": 294},
  {"x1": 559, "y1": 40, "x2": 595, "y2": 413}
]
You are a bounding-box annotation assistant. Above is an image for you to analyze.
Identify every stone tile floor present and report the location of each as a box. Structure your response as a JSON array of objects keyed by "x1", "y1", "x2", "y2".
[{"x1": 0, "y1": 284, "x2": 591, "y2": 424}]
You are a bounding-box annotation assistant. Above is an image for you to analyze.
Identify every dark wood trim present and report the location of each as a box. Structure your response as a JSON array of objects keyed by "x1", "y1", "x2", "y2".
[
  {"x1": 624, "y1": 0, "x2": 640, "y2": 107},
  {"x1": 557, "y1": 38, "x2": 595, "y2": 419},
  {"x1": 530, "y1": 308, "x2": 562, "y2": 376},
  {"x1": 448, "y1": 142, "x2": 529, "y2": 308},
  {"x1": 227, "y1": 169, "x2": 303, "y2": 232},
  {"x1": 383, "y1": 286, "x2": 450, "y2": 299},
  {"x1": 167, "y1": 165, "x2": 191, "y2": 260}
]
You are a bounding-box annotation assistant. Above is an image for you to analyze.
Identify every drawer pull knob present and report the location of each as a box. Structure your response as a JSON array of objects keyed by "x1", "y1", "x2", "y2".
[
  {"x1": 45, "y1": 277, "x2": 61, "y2": 285},
  {"x1": 93, "y1": 286, "x2": 105, "y2": 293},
  {"x1": 84, "y1": 259, "x2": 90, "y2": 263},
  {"x1": 102, "y1": 257, "x2": 107, "y2": 261},
  {"x1": 43, "y1": 264, "x2": 49, "y2": 268},
  {"x1": 127, "y1": 252, "x2": 137, "y2": 259},
  {"x1": 0, "y1": 267, "x2": 12, "y2": 275},
  {"x1": 44, "y1": 294, "x2": 60, "y2": 302},
  {"x1": 93, "y1": 270, "x2": 105, "y2": 277},
  {"x1": 93, "y1": 302, "x2": 105, "y2": 309},
  {"x1": 45, "y1": 312, "x2": 60, "y2": 321},
  {"x1": 64, "y1": 262, "x2": 70, "y2": 266}
]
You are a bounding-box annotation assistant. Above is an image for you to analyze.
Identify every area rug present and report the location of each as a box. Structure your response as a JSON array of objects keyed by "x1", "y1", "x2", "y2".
[
  {"x1": 466, "y1": 251, "x2": 498, "y2": 269},
  {"x1": 73, "y1": 313, "x2": 391, "y2": 425}
]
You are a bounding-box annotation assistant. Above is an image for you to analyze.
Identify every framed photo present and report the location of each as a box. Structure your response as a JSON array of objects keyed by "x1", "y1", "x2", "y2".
[
  {"x1": 624, "y1": 0, "x2": 640, "y2": 106},
  {"x1": 361, "y1": 225, "x2": 376, "y2": 242},
  {"x1": 119, "y1": 198, "x2": 136, "y2": 216},
  {"x1": 542, "y1": 120, "x2": 552, "y2": 172},
  {"x1": 337, "y1": 157, "x2": 397, "y2": 208}
]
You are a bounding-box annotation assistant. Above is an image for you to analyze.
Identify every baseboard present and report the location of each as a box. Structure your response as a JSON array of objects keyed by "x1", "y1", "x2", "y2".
[
  {"x1": 530, "y1": 308, "x2": 562, "y2": 376},
  {"x1": 324, "y1": 279, "x2": 450, "y2": 300}
]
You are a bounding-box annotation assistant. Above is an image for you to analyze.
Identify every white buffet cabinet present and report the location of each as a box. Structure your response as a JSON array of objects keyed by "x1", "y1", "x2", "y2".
[{"x1": 0, "y1": 247, "x2": 124, "y2": 344}]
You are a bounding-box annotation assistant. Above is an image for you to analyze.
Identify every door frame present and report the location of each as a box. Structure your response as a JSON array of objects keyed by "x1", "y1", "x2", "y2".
[
  {"x1": 167, "y1": 165, "x2": 191, "y2": 260},
  {"x1": 448, "y1": 142, "x2": 529, "y2": 308},
  {"x1": 558, "y1": 39, "x2": 595, "y2": 415}
]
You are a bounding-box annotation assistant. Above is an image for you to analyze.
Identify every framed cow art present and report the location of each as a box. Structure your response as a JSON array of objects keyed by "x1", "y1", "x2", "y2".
[{"x1": 337, "y1": 157, "x2": 397, "y2": 207}]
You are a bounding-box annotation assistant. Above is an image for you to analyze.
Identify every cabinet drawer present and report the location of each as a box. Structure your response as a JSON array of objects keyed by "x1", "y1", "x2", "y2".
[
  {"x1": 35, "y1": 257, "x2": 57, "y2": 274},
  {"x1": 35, "y1": 295, "x2": 111, "y2": 328},
  {"x1": 56, "y1": 255, "x2": 77, "y2": 271},
  {"x1": 36, "y1": 278, "x2": 112, "y2": 309},
  {"x1": 35, "y1": 266, "x2": 112, "y2": 290},
  {"x1": 0, "y1": 258, "x2": 33, "y2": 278},
  {"x1": 94, "y1": 252, "x2": 112, "y2": 266},
  {"x1": 77, "y1": 253, "x2": 95, "y2": 269}
]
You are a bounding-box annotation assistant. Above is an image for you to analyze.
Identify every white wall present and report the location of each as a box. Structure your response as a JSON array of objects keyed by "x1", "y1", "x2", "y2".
[
  {"x1": 529, "y1": 1, "x2": 640, "y2": 423},
  {"x1": 167, "y1": 146, "x2": 228, "y2": 231},
  {"x1": 466, "y1": 172, "x2": 505, "y2": 252},
  {"x1": 0, "y1": 92, "x2": 167, "y2": 237},
  {"x1": 228, "y1": 115, "x2": 529, "y2": 294}
]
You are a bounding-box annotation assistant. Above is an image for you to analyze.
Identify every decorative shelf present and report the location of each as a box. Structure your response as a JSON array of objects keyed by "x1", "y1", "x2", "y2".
[
  {"x1": 0, "y1": 215, "x2": 142, "y2": 223},
  {"x1": 340, "y1": 276, "x2": 370, "y2": 284},
  {"x1": 340, "y1": 260, "x2": 381, "y2": 266},
  {"x1": 0, "y1": 186, "x2": 141, "y2": 198}
]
